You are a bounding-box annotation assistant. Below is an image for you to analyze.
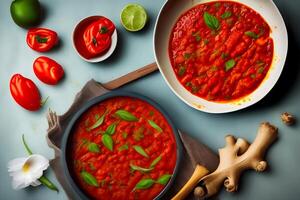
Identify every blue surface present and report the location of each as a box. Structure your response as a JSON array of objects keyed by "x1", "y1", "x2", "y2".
[{"x1": 0, "y1": 0, "x2": 299, "y2": 200}]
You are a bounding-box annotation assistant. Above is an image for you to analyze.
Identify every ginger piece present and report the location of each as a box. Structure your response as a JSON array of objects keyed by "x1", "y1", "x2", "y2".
[
  {"x1": 281, "y1": 112, "x2": 296, "y2": 126},
  {"x1": 194, "y1": 122, "x2": 278, "y2": 198}
]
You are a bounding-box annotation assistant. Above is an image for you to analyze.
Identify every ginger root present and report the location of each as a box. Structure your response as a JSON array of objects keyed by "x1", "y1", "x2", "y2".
[{"x1": 194, "y1": 122, "x2": 278, "y2": 198}]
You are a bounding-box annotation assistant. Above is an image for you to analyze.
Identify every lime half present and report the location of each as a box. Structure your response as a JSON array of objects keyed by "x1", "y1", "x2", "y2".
[{"x1": 120, "y1": 3, "x2": 148, "y2": 32}]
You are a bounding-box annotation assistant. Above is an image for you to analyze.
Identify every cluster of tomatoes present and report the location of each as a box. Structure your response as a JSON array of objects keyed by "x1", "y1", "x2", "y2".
[{"x1": 10, "y1": 28, "x2": 64, "y2": 111}]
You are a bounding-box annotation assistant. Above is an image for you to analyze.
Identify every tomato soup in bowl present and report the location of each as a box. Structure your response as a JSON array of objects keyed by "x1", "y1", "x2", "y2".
[
  {"x1": 154, "y1": 0, "x2": 288, "y2": 113},
  {"x1": 62, "y1": 92, "x2": 181, "y2": 200}
]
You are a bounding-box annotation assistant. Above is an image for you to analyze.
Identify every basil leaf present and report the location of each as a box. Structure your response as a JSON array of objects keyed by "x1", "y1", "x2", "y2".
[
  {"x1": 221, "y1": 11, "x2": 232, "y2": 19},
  {"x1": 134, "y1": 178, "x2": 155, "y2": 190},
  {"x1": 156, "y1": 174, "x2": 172, "y2": 185},
  {"x1": 258, "y1": 67, "x2": 265, "y2": 74},
  {"x1": 102, "y1": 134, "x2": 113, "y2": 151},
  {"x1": 118, "y1": 144, "x2": 129, "y2": 151},
  {"x1": 150, "y1": 155, "x2": 162, "y2": 168},
  {"x1": 100, "y1": 26, "x2": 108, "y2": 34},
  {"x1": 133, "y1": 145, "x2": 149, "y2": 158},
  {"x1": 115, "y1": 110, "x2": 138, "y2": 122},
  {"x1": 88, "y1": 111, "x2": 107, "y2": 131},
  {"x1": 122, "y1": 132, "x2": 128, "y2": 139},
  {"x1": 148, "y1": 120, "x2": 163, "y2": 133},
  {"x1": 105, "y1": 123, "x2": 116, "y2": 135},
  {"x1": 80, "y1": 171, "x2": 99, "y2": 187},
  {"x1": 178, "y1": 65, "x2": 186, "y2": 76},
  {"x1": 225, "y1": 59, "x2": 236, "y2": 71},
  {"x1": 245, "y1": 31, "x2": 258, "y2": 39},
  {"x1": 184, "y1": 53, "x2": 191, "y2": 60},
  {"x1": 203, "y1": 12, "x2": 220, "y2": 30},
  {"x1": 133, "y1": 127, "x2": 144, "y2": 141},
  {"x1": 130, "y1": 164, "x2": 154, "y2": 173},
  {"x1": 88, "y1": 143, "x2": 100, "y2": 153},
  {"x1": 35, "y1": 35, "x2": 48, "y2": 43}
]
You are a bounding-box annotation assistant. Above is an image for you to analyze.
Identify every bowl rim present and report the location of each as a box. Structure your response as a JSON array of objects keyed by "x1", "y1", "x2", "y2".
[
  {"x1": 61, "y1": 91, "x2": 183, "y2": 200},
  {"x1": 153, "y1": 0, "x2": 288, "y2": 114},
  {"x1": 72, "y1": 15, "x2": 118, "y2": 63}
]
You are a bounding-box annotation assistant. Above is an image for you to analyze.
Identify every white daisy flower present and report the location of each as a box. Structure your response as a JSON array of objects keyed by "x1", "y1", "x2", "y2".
[{"x1": 7, "y1": 154, "x2": 49, "y2": 190}]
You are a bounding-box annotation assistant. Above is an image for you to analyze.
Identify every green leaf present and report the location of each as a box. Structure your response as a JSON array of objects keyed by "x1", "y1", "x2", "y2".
[
  {"x1": 204, "y1": 39, "x2": 209, "y2": 45},
  {"x1": 35, "y1": 35, "x2": 48, "y2": 43},
  {"x1": 102, "y1": 134, "x2": 113, "y2": 151},
  {"x1": 193, "y1": 32, "x2": 201, "y2": 42},
  {"x1": 245, "y1": 31, "x2": 259, "y2": 39},
  {"x1": 88, "y1": 143, "x2": 100, "y2": 153},
  {"x1": 203, "y1": 12, "x2": 220, "y2": 30},
  {"x1": 99, "y1": 26, "x2": 108, "y2": 34},
  {"x1": 133, "y1": 127, "x2": 144, "y2": 141},
  {"x1": 148, "y1": 120, "x2": 162, "y2": 133},
  {"x1": 88, "y1": 111, "x2": 107, "y2": 131},
  {"x1": 156, "y1": 174, "x2": 172, "y2": 185},
  {"x1": 258, "y1": 67, "x2": 265, "y2": 74},
  {"x1": 178, "y1": 65, "x2": 186, "y2": 76},
  {"x1": 221, "y1": 11, "x2": 232, "y2": 19},
  {"x1": 122, "y1": 132, "x2": 128, "y2": 139},
  {"x1": 150, "y1": 155, "x2": 162, "y2": 168},
  {"x1": 130, "y1": 164, "x2": 154, "y2": 173},
  {"x1": 225, "y1": 59, "x2": 236, "y2": 71},
  {"x1": 221, "y1": 52, "x2": 229, "y2": 59},
  {"x1": 80, "y1": 171, "x2": 99, "y2": 187},
  {"x1": 214, "y1": 2, "x2": 221, "y2": 8},
  {"x1": 115, "y1": 110, "x2": 138, "y2": 121},
  {"x1": 184, "y1": 53, "x2": 191, "y2": 60},
  {"x1": 118, "y1": 144, "x2": 129, "y2": 151},
  {"x1": 133, "y1": 145, "x2": 149, "y2": 158},
  {"x1": 134, "y1": 178, "x2": 155, "y2": 190},
  {"x1": 105, "y1": 123, "x2": 116, "y2": 135}
]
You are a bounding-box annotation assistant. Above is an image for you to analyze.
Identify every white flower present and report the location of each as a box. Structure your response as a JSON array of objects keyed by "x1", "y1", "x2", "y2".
[{"x1": 7, "y1": 154, "x2": 49, "y2": 190}]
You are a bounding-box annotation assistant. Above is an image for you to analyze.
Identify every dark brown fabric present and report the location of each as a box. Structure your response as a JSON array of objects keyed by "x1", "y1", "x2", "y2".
[{"x1": 46, "y1": 79, "x2": 219, "y2": 200}]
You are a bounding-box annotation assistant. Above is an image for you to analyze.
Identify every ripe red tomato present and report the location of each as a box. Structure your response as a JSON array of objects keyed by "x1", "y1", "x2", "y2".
[
  {"x1": 10, "y1": 74, "x2": 41, "y2": 111},
  {"x1": 33, "y1": 56, "x2": 64, "y2": 85},
  {"x1": 26, "y1": 28, "x2": 58, "y2": 52},
  {"x1": 83, "y1": 17, "x2": 115, "y2": 58}
]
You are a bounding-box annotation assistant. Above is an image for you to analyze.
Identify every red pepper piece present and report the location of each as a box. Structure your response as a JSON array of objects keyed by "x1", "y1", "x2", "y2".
[
  {"x1": 26, "y1": 28, "x2": 58, "y2": 52},
  {"x1": 10, "y1": 74, "x2": 41, "y2": 111},
  {"x1": 33, "y1": 56, "x2": 64, "y2": 85}
]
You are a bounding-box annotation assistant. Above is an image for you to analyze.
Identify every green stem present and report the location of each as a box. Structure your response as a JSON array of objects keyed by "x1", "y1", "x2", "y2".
[{"x1": 22, "y1": 134, "x2": 59, "y2": 192}]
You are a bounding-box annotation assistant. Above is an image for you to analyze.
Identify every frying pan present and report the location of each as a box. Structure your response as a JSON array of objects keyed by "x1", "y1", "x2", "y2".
[{"x1": 154, "y1": 0, "x2": 288, "y2": 113}]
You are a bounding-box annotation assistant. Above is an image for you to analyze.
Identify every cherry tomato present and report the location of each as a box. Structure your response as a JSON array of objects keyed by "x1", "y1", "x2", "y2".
[
  {"x1": 83, "y1": 17, "x2": 115, "y2": 58},
  {"x1": 10, "y1": 74, "x2": 41, "y2": 111},
  {"x1": 33, "y1": 56, "x2": 64, "y2": 85},
  {"x1": 26, "y1": 28, "x2": 58, "y2": 52}
]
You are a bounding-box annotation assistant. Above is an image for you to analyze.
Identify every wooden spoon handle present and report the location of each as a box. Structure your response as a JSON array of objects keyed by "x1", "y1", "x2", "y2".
[
  {"x1": 171, "y1": 165, "x2": 210, "y2": 200},
  {"x1": 102, "y1": 62, "x2": 158, "y2": 90}
]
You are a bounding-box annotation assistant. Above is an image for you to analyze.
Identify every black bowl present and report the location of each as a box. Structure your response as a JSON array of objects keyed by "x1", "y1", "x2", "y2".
[{"x1": 61, "y1": 91, "x2": 183, "y2": 200}]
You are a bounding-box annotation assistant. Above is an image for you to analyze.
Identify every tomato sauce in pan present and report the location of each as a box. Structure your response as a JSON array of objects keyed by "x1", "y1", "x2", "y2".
[
  {"x1": 68, "y1": 96, "x2": 177, "y2": 200},
  {"x1": 169, "y1": 1, "x2": 274, "y2": 102}
]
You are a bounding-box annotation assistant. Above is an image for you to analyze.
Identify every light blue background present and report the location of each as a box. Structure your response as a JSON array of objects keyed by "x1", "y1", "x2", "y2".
[{"x1": 0, "y1": 0, "x2": 299, "y2": 199}]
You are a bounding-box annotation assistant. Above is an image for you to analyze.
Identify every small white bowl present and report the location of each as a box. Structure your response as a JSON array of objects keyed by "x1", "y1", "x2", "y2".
[{"x1": 72, "y1": 16, "x2": 118, "y2": 63}]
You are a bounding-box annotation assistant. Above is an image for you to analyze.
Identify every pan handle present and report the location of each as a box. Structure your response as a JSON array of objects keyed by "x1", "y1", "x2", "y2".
[
  {"x1": 171, "y1": 165, "x2": 210, "y2": 200},
  {"x1": 102, "y1": 62, "x2": 158, "y2": 90}
]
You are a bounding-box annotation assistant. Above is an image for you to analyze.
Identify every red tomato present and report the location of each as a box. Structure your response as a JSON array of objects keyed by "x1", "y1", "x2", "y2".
[
  {"x1": 26, "y1": 28, "x2": 58, "y2": 52},
  {"x1": 83, "y1": 17, "x2": 115, "y2": 58},
  {"x1": 10, "y1": 74, "x2": 41, "y2": 111},
  {"x1": 33, "y1": 56, "x2": 64, "y2": 85}
]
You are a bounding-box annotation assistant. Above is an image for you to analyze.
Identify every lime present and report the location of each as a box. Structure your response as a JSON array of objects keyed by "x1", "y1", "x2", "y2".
[
  {"x1": 120, "y1": 3, "x2": 148, "y2": 32},
  {"x1": 10, "y1": 0, "x2": 41, "y2": 28}
]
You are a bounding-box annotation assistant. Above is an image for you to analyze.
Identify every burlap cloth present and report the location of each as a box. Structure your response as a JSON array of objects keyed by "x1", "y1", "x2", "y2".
[{"x1": 46, "y1": 80, "x2": 219, "y2": 200}]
